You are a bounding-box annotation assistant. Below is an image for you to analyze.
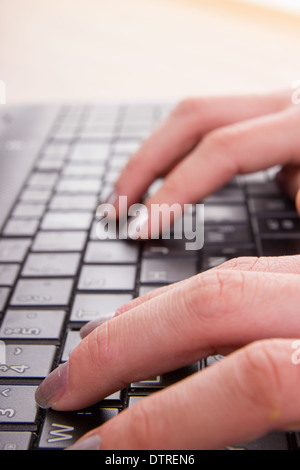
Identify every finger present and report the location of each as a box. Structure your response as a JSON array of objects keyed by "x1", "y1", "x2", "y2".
[
  {"x1": 80, "y1": 254, "x2": 300, "y2": 339},
  {"x1": 112, "y1": 91, "x2": 290, "y2": 211},
  {"x1": 141, "y1": 105, "x2": 300, "y2": 235},
  {"x1": 68, "y1": 339, "x2": 300, "y2": 450},
  {"x1": 36, "y1": 266, "x2": 300, "y2": 411}
]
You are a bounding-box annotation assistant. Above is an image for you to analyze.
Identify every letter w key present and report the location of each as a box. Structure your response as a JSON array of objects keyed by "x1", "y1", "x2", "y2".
[{"x1": 47, "y1": 423, "x2": 75, "y2": 443}]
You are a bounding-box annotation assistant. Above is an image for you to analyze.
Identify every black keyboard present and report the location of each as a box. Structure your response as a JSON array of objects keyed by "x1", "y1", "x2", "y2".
[{"x1": 0, "y1": 103, "x2": 300, "y2": 450}]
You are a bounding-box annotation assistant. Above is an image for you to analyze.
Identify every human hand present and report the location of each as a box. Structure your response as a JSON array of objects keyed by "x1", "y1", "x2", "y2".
[
  {"x1": 108, "y1": 90, "x2": 300, "y2": 235},
  {"x1": 35, "y1": 255, "x2": 300, "y2": 449}
]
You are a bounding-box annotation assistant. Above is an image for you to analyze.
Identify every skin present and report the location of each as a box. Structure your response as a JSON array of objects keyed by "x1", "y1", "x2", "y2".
[{"x1": 35, "y1": 90, "x2": 300, "y2": 449}]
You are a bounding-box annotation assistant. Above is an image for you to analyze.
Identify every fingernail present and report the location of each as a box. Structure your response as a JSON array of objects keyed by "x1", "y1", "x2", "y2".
[
  {"x1": 67, "y1": 434, "x2": 101, "y2": 451},
  {"x1": 80, "y1": 312, "x2": 116, "y2": 339},
  {"x1": 35, "y1": 361, "x2": 69, "y2": 409}
]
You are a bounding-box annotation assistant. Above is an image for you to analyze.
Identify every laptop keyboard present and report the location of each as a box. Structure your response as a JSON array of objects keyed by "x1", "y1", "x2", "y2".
[{"x1": 0, "y1": 103, "x2": 300, "y2": 450}]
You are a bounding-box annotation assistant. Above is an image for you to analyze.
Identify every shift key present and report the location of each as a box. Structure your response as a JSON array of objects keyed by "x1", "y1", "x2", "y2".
[{"x1": 10, "y1": 279, "x2": 74, "y2": 306}]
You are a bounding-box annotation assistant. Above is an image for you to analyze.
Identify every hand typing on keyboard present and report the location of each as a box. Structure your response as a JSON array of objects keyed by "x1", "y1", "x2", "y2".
[{"x1": 35, "y1": 91, "x2": 300, "y2": 449}]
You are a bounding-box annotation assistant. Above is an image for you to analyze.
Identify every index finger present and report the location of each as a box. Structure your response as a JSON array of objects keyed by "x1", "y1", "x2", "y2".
[
  {"x1": 112, "y1": 92, "x2": 290, "y2": 211},
  {"x1": 35, "y1": 266, "x2": 300, "y2": 411}
]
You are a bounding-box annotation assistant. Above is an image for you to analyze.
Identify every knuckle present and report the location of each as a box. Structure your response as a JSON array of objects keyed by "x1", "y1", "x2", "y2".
[
  {"x1": 201, "y1": 128, "x2": 240, "y2": 176},
  {"x1": 192, "y1": 270, "x2": 248, "y2": 319},
  {"x1": 234, "y1": 340, "x2": 286, "y2": 416},
  {"x1": 218, "y1": 256, "x2": 268, "y2": 272},
  {"x1": 172, "y1": 97, "x2": 203, "y2": 118},
  {"x1": 205, "y1": 125, "x2": 241, "y2": 151},
  {"x1": 160, "y1": 174, "x2": 181, "y2": 199},
  {"x1": 286, "y1": 254, "x2": 300, "y2": 274},
  {"x1": 123, "y1": 154, "x2": 140, "y2": 175}
]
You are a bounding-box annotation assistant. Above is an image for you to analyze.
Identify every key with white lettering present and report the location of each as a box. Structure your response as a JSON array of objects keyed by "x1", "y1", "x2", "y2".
[
  {"x1": 0, "y1": 265, "x2": 20, "y2": 287},
  {"x1": 78, "y1": 265, "x2": 136, "y2": 291},
  {"x1": 0, "y1": 310, "x2": 66, "y2": 340},
  {"x1": 22, "y1": 253, "x2": 80, "y2": 277},
  {"x1": 69, "y1": 143, "x2": 110, "y2": 163},
  {"x1": 0, "y1": 386, "x2": 38, "y2": 424},
  {"x1": 41, "y1": 212, "x2": 93, "y2": 230},
  {"x1": 70, "y1": 293, "x2": 132, "y2": 322},
  {"x1": 10, "y1": 279, "x2": 74, "y2": 306},
  {"x1": 140, "y1": 259, "x2": 197, "y2": 284},
  {"x1": 0, "y1": 345, "x2": 56, "y2": 378},
  {"x1": 32, "y1": 231, "x2": 87, "y2": 252},
  {"x1": 0, "y1": 432, "x2": 33, "y2": 450},
  {"x1": 3, "y1": 219, "x2": 39, "y2": 236},
  {"x1": 0, "y1": 239, "x2": 31, "y2": 262},
  {"x1": 39, "y1": 409, "x2": 118, "y2": 449}
]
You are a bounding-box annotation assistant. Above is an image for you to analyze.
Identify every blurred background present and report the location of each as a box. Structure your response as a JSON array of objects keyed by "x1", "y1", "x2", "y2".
[{"x1": 0, "y1": 0, "x2": 300, "y2": 104}]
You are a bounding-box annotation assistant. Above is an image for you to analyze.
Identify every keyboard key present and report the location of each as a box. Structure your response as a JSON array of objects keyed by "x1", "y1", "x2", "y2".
[
  {"x1": 248, "y1": 197, "x2": 297, "y2": 215},
  {"x1": 0, "y1": 239, "x2": 31, "y2": 262},
  {"x1": 233, "y1": 432, "x2": 289, "y2": 450},
  {"x1": 202, "y1": 246, "x2": 256, "y2": 270},
  {"x1": 12, "y1": 203, "x2": 46, "y2": 218},
  {"x1": 70, "y1": 143, "x2": 110, "y2": 162},
  {"x1": 20, "y1": 189, "x2": 52, "y2": 203},
  {"x1": 99, "y1": 390, "x2": 122, "y2": 406},
  {"x1": 62, "y1": 163, "x2": 105, "y2": 177},
  {"x1": 204, "y1": 205, "x2": 248, "y2": 224},
  {"x1": 84, "y1": 241, "x2": 139, "y2": 264},
  {"x1": 260, "y1": 238, "x2": 300, "y2": 256},
  {"x1": 32, "y1": 231, "x2": 87, "y2": 252},
  {"x1": 56, "y1": 178, "x2": 101, "y2": 194},
  {"x1": 70, "y1": 293, "x2": 132, "y2": 322},
  {"x1": 50, "y1": 195, "x2": 98, "y2": 211},
  {"x1": 246, "y1": 181, "x2": 281, "y2": 196},
  {"x1": 36, "y1": 158, "x2": 65, "y2": 171},
  {"x1": 113, "y1": 140, "x2": 141, "y2": 155},
  {"x1": 27, "y1": 172, "x2": 58, "y2": 189},
  {"x1": 43, "y1": 143, "x2": 69, "y2": 158},
  {"x1": 256, "y1": 217, "x2": 300, "y2": 236},
  {"x1": 61, "y1": 331, "x2": 81, "y2": 361},
  {"x1": 0, "y1": 310, "x2": 66, "y2": 340},
  {"x1": 0, "y1": 386, "x2": 38, "y2": 424},
  {"x1": 205, "y1": 224, "x2": 253, "y2": 244},
  {"x1": 203, "y1": 188, "x2": 245, "y2": 204},
  {"x1": 39, "y1": 409, "x2": 118, "y2": 449},
  {"x1": 41, "y1": 212, "x2": 93, "y2": 230},
  {"x1": 78, "y1": 265, "x2": 136, "y2": 291},
  {"x1": 128, "y1": 396, "x2": 145, "y2": 407},
  {"x1": 0, "y1": 288, "x2": 10, "y2": 312},
  {"x1": 10, "y1": 279, "x2": 74, "y2": 306},
  {"x1": 130, "y1": 363, "x2": 200, "y2": 389},
  {"x1": 3, "y1": 219, "x2": 39, "y2": 236},
  {"x1": 0, "y1": 345, "x2": 56, "y2": 378},
  {"x1": 139, "y1": 286, "x2": 162, "y2": 296},
  {"x1": 0, "y1": 432, "x2": 32, "y2": 450},
  {"x1": 142, "y1": 239, "x2": 197, "y2": 257},
  {"x1": 22, "y1": 253, "x2": 80, "y2": 277},
  {"x1": 0, "y1": 264, "x2": 20, "y2": 286},
  {"x1": 140, "y1": 258, "x2": 197, "y2": 284}
]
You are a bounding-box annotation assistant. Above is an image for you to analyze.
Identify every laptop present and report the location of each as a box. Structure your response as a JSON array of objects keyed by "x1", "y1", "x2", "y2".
[{"x1": 0, "y1": 102, "x2": 299, "y2": 450}]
